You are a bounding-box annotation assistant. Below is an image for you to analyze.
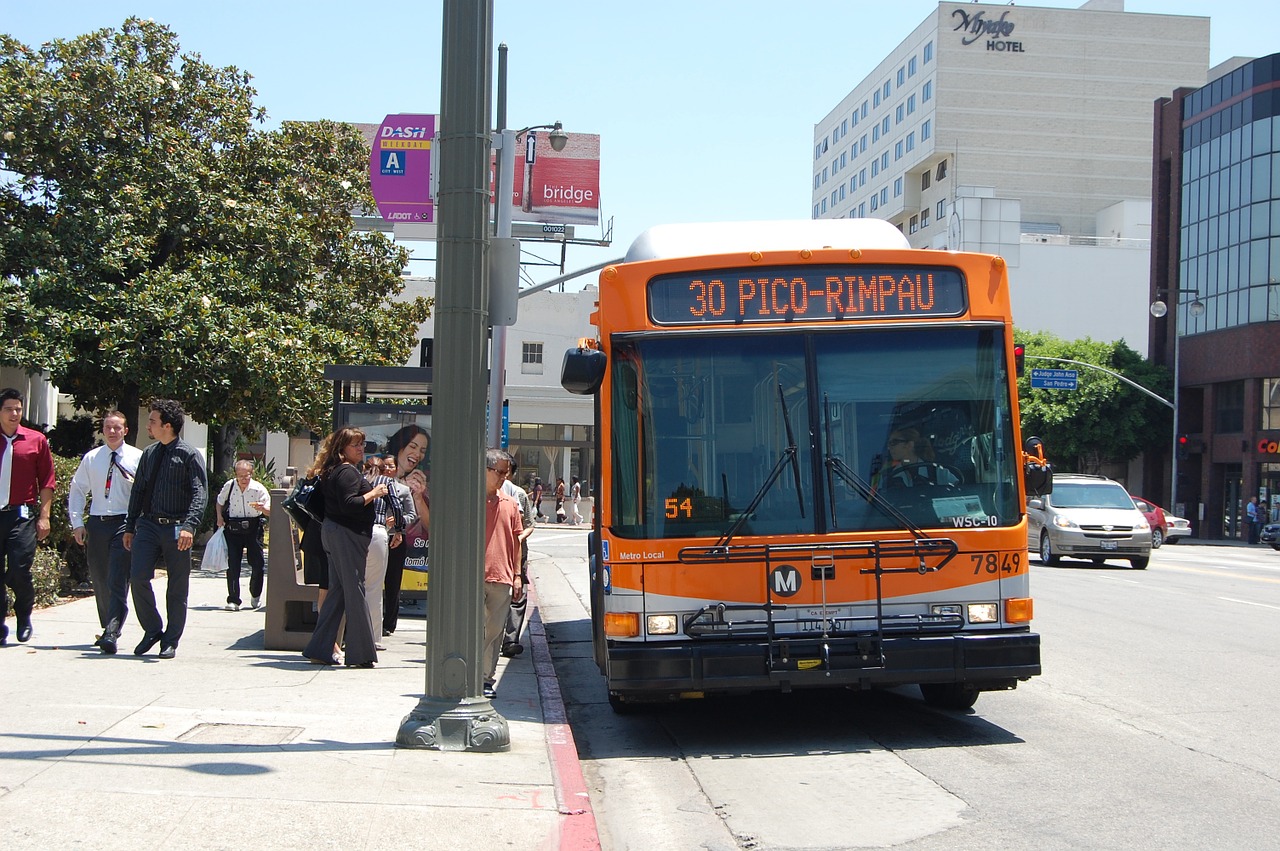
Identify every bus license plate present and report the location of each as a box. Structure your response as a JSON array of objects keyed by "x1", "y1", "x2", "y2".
[{"x1": 1100, "y1": 540, "x2": 1118, "y2": 550}]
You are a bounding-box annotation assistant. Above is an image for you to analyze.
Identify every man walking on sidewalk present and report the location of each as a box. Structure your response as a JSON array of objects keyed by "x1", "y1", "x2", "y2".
[
  {"x1": 68, "y1": 410, "x2": 141, "y2": 654},
  {"x1": 124, "y1": 400, "x2": 208, "y2": 659},
  {"x1": 0, "y1": 388, "x2": 56, "y2": 646}
]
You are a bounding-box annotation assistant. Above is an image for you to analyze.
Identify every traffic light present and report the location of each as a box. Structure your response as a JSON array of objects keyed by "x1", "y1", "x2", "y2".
[
  {"x1": 1014, "y1": 344, "x2": 1025, "y2": 377},
  {"x1": 1177, "y1": 434, "x2": 1189, "y2": 460}
]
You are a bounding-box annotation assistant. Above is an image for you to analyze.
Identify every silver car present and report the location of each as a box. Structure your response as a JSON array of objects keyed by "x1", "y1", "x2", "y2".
[{"x1": 1027, "y1": 474, "x2": 1152, "y2": 569}]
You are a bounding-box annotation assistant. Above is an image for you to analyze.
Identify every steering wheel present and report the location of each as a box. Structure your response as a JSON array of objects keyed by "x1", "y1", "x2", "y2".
[{"x1": 883, "y1": 461, "x2": 963, "y2": 489}]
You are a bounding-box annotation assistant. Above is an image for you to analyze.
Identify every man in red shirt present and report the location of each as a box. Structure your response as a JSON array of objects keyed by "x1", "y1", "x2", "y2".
[
  {"x1": 482, "y1": 448, "x2": 523, "y2": 699},
  {"x1": 0, "y1": 388, "x2": 56, "y2": 646}
]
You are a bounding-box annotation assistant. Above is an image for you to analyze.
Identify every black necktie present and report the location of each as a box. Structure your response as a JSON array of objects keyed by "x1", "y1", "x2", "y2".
[{"x1": 104, "y1": 450, "x2": 118, "y2": 500}]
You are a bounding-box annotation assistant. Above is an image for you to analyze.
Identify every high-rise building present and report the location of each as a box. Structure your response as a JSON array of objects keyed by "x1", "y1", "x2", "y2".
[
  {"x1": 1149, "y1": 53, "x2": 1280, "y2": 539},
  {"x1": 812, "y1": 0, "x2": 1210, "y2": 348}
]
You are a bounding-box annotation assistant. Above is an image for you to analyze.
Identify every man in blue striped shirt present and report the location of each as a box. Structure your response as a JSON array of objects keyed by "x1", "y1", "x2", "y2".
[{"x1": 124, "y1": 400, "x2": 208, "y2": 659}]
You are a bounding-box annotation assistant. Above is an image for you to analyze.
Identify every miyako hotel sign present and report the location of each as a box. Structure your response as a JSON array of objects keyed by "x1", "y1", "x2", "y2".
[{"x1": 951, "y1": 8, "x2": 1026, "y2": 53}]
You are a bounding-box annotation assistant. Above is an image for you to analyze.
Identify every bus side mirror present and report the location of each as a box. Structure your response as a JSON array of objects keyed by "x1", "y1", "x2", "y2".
[
  {"x1": 562, "y1": 346, "x2": 607, "y2": 395},
  {"x1": 1022, "y1": 435, "x2": 1053, "y2": 497}
]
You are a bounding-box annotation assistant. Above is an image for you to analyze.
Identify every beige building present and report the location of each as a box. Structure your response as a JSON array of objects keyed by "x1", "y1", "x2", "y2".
[{"x1": 812, "y1": 0, "x2": 1211, "y2": 348}]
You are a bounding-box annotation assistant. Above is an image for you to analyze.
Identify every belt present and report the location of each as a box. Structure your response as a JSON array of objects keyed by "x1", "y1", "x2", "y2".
[
  {"x1": 145, "y1": 515, "x2": 184, "y2": 525},
  {"x1": 0, "y1": 503, "x2": 35, "y2": 513},
  {"x1": 90, "y1": 514, "x2": 127, "y2": 521}
]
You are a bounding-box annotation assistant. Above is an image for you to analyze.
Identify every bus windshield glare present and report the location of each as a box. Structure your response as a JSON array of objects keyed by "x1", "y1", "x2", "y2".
[{"x1": 609, "y1": 325, "x2": 1020, "y2": 539}]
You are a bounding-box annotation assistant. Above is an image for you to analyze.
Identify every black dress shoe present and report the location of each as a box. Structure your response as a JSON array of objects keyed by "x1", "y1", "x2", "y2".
[
  {"x1": 17, "y1": 623, "x2": 32, "y2": 643},
  {"x1": 134, "y1": 632, "x2": 162, "y2": 656},
  {"x1": 100, "y1": 634, "x2": 118, "y2": 655},
  {"x1": 344, "y1": 660, "x2": 374, "y2": 669},
  {"x1": 501, "y1": 642, "x2": 524, "y2": 658},
  {"x1": 1, "y1": 623, "x2": 8, "y2": 646},
  {"x1": 158, "y1": 644, "x2": 177, "y2": 659}
]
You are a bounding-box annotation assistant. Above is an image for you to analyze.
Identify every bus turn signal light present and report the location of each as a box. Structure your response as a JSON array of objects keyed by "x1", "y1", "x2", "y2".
[
  {"x1": 1005, "y1": 598, "x2": 1034, "y2": 623},
  {"x1": 604, "y1": 612, "x2": 640, "y2": 638}
]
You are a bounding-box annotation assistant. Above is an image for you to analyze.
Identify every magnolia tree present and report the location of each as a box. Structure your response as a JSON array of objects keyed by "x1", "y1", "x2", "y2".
[{"x1": 0, "y1": 19, "x2": 431, "y2": 470}]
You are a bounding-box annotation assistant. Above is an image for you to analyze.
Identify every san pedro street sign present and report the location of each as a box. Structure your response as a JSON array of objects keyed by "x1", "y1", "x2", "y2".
[{"x1": 1030, "y1": 368, "x2": 1078, "y2": 390}]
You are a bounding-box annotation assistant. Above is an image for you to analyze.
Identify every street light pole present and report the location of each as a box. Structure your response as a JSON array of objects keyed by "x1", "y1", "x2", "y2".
[
  {"x1": 397, "y1": 0, "x2": 509, "y2": 752},
  {"x1": 487, "y1": 45, "x2": 516, "y2": 448},
  {"x1": 1151, "y1": 289, "x2": 1204, "y2": 516}
]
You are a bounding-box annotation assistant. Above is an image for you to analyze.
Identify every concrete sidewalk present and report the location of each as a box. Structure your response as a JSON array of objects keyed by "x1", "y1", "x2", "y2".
[{"x1": 0, "y1": 567, "x2": 595, "y2": 850}]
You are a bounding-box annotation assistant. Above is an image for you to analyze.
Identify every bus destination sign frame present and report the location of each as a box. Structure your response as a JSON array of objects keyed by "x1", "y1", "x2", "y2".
[{"x1": 647, "y1": 264, "x2": 968, "y2": 325}]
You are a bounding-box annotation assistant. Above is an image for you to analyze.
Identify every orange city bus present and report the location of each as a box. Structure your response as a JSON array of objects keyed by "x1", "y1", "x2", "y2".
[{"x1": 560, "y1": 219, "x2": 1051, "y2": 711}]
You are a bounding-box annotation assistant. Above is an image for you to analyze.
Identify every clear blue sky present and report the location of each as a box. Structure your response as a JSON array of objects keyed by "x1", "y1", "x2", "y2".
[{"x1": 3, "y1": 1, "x2": 1275, "y2": 281}]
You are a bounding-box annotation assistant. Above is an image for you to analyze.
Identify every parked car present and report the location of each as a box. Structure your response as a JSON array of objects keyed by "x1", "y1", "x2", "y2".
[
  {"x1": 1262, "y1": 522, "x2": 1280, "y2": 550},
  {"x1": 1027, "y1": 473, "x2": 1152, "y2": 569},
  {"x1": 1131, "y1": 496, "x2": 1168, "y2": 548},
  {"x1": 1163, "y1": 511, "x2": 1192, "y2": 543}
]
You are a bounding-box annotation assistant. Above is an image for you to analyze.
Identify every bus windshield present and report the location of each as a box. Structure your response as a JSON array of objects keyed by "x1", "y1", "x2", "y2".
[{"x1": 608, "y1": 325, "x2": 1021, "y2": 539}]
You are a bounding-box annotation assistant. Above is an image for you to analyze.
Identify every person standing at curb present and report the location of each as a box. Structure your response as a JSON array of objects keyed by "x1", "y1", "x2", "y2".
[
  {"x1": 0, "y1": 388, "x2": 56, "y2": 647},
  {"x1": 483, "y1": 447, "x2": 523, "y2": 699},
  {"x1": 500, "y1": 453, "x2": 536, "y2": 658},
  {"x1": 124, "y1": 399, "x2": 208, "y2": 660},
  {"x1": 68, "y1": 410, "x2": 141, "y2": 654},
  {"x1": 216, "y1": 459, "x2": 270, "y2": 611}
]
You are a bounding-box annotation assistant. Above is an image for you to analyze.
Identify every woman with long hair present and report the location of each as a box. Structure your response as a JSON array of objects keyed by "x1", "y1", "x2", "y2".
[
  {"x1": 382, "y1": 424, "x2": 430, "y2": 635},
  {"x1": 302, "y1": 428, "x2": 388, "y2": 668}
]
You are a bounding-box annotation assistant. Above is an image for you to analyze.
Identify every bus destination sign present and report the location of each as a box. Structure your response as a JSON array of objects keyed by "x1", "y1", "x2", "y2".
[{"x1": 647, "y1": 265, "x2": 968, "y2": 325}]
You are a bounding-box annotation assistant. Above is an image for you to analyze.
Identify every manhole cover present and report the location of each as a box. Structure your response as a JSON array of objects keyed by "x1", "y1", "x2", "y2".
[{"x1": 177, "y1": 723, "x2": 303, "y2": 746}]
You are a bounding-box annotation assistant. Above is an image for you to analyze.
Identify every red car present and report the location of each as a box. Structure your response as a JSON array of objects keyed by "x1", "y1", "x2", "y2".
[{"x1": 1131, "y1": 496, "x2": 1169, "y2": 548}]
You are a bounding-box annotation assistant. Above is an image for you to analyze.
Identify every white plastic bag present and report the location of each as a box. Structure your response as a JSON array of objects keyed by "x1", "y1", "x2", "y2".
[{"x1": 201, "y1": 528, "x2": 228, "y2": 573}]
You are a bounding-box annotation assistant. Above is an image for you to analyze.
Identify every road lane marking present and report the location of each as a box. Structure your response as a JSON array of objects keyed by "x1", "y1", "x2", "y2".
[
  {"x1": 1217, "y1": 596, "x2": 1280, "y2": 611},
  {"x1": 1155, "y1": 563, "x2": 1280, "y2": 584}
]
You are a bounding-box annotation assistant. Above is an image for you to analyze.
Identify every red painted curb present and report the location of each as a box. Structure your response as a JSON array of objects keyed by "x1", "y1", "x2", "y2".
[{"x1": 527, "y1": 583, "x2": 602, "y2": 850}]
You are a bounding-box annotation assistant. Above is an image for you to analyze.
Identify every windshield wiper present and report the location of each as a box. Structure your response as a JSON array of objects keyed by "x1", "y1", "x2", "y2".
[
  {"x1": 714, "y1": 383, "x2": 805, "y2": 548},
  {"x1": 822, "y1": 394, "x2": 927, "y2": 539}
]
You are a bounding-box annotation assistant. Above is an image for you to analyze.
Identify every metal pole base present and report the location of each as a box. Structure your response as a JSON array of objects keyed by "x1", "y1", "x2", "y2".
[{"x1": 395, "y1": 696, "x2": 511, "y2": 752}]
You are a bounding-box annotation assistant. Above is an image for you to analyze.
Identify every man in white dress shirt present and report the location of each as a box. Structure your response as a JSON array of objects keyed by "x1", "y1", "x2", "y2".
[{"x1": 68, "y1": 410, "x2": 142, "y2": 654}]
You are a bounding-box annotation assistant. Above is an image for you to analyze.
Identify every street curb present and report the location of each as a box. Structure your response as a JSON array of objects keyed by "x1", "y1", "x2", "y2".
[{"x1": 528, "y1": 583, "x2": 601, "y2": 851}]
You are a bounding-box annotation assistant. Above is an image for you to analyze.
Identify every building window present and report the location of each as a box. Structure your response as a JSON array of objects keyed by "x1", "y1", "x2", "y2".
[
  {"x1": 813, "y1": 174, "x2": 820, "y2": 190},
  {"x1": 859, "y1": 167, "x2": 866, "y2": 185},
  {"x1": 880, "y1": 187, "x2": 888, "y2": 205},
  {"x1": 861, "y1": 101, "x2": 868, "y2": 119},
  {"x1": 883, "y1": 81, "x2": 891, "y2": 100},
  {"x1": 896, "y1": 104, "x2": 905, "y2": 125},
  {"x1": 882, "y1": 116, "x2": 890, "y2": 136},
  {"x1": 924, "y1": 41, "x2": 933, "y2": 63},
  {"x1": 936, "y1": 159, "x2": 947, "y2": 180},
  {"x1": 897, "y1": 68, "x2": 905, "y2": 87},
  {"x1": 851, "y1": 111, "x2": 859, "y2": 128},
  {"x1": 522, "y1": 342, "x2": 544, "y2": 374},
  {"x1": 872, "y1": 159, "x2": 879, "y2": 177},
  {"x1": 850, "y1": 175, "x2": 857, "y2": 192},
  {"x1": 840, "y1": 151, "x2": 847, "y2": 168},
  {"x1": 921, "y1": 171, "x2": 931, "y2": 191},
  {"x1": 840, "y1": 184, "x2": 846, "y2": 201},
  {"x1": 921, "y1": 208, "x2": 931, "y2": 228},
  {"x1": 1216, "y1": 380, "x2": 1245, "y2": 432},
  {"x1": 895, "y1": 141, "x2": 903, "y2": 161},
  {"x1": 909, "y1": 56, "x2": 917, "y2": 77},
  {"x1": 1263, "y1": 379, "x2": 1280, "y2": 429},
  {"x1": 874, "y1": 89, "x2": 881, "y2": 108},
  {"x1": 873, "y1": 125, "x2": 880, "y2": 143},
  {"x1": 906, "y1": 132, "x2": 915, "y2": 153},
  {"x1": 909, "y1": 215, "x2": 919, "y2": 234},
  {"x1": 937, "y1": 200, "x2": 946, "y2": 219},
  {"x1": 894, "y1": 177, "x2": 903, "y2": 197},
  {"x1": 841, "y1": 118, "x2": 848, "y2": 137},
  {"x1": 907, "y1": 94, "x2": 916, "y2": 115},
  {"x1": 881, "y1": 152, "x2": 889, "y2": 170},
  {"x1": 860, "y1": 135, "x2": 867, "y2": 153},
  {"x1": 859, "y1": 202, "x2": 866, "y2": 217},
  {"x1": 922, "y1": 80, "x2": 932, "y2": 102},
  {"x1": 821, "y1": 198, "x2": 828, "y2": 213},
  {"x1": 921, "y1": 119, "x2": 931, "y2": 141},
  {"x1": 870, "y1": 195, "x2": 879, "y2": 211}
]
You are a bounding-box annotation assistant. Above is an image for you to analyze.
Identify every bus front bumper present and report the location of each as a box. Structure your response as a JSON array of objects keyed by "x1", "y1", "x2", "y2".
[{"x1": 604, "y1": 630, "x2": 1040, "y2": 697}]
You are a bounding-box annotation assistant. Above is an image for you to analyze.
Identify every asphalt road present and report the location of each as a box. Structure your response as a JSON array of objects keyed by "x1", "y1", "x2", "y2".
[{"x1": 529, "y1": 531, "x2": 1280, "y2": 851}]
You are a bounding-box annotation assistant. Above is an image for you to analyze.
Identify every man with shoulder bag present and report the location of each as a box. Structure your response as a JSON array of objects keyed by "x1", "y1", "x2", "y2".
[{"x1": 216, "y1": 459, "x2": 270, "y2": 611}]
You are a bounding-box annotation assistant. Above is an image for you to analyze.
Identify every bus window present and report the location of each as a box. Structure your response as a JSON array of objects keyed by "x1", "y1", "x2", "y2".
[{"x1": 609, "y1": 334, "x2": 811, "y2": 539}]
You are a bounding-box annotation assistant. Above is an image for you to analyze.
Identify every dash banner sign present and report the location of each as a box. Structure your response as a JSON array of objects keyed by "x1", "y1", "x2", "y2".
[{"x1": 369, "y1": 114, "x2": 436, "y2": 223}]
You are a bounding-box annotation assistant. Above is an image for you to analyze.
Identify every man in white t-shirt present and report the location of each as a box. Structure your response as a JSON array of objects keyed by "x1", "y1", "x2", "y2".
[{"x1": 215, "y1": 460, "x2": 271, "y2": 610}]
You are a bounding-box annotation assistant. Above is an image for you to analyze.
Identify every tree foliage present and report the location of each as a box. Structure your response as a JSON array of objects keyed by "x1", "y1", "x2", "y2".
[
  {"x1": 1016, "y1": 330, "x2": 1171, "y2": 473},
  {"x1": 0, "y1": 19, "x2": 431, "y2": 465}
]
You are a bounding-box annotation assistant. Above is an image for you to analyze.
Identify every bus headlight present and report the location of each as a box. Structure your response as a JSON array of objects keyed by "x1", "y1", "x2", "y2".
[
  {"x1": 967, "y1": 603, "x2": 999, "y2": 623},
  {"x1": 930, "y1": 604, "x2": 963, "y2": 617},
  {"x1": 646, "y1": 614, "x2": 679, "y2": 635}
]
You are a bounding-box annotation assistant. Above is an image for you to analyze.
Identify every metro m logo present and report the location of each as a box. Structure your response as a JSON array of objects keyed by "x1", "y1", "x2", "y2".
[{"x1": 770, "y1": 565, "x2": 801, "y2": 598}]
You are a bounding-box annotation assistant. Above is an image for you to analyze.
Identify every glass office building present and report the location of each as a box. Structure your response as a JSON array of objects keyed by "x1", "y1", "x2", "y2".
[{"x1": 1150, "y1": 53, "x2": 1280, "y2": 539}]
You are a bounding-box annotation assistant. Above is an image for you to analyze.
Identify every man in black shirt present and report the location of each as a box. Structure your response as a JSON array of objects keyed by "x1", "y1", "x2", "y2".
[{"x1": 124, "y1": 400, "x2": 208, "y2": 659}]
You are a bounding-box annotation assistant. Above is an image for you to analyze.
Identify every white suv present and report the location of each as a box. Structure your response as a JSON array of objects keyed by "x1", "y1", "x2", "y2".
[{"x1": 1027, "y1": 474, "x2": 1152, "y2": 569}]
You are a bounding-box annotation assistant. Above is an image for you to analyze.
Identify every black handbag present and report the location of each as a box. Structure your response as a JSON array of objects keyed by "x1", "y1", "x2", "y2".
[{"x1": 282, "y1": 475, "x2": 322, "y2": 527}]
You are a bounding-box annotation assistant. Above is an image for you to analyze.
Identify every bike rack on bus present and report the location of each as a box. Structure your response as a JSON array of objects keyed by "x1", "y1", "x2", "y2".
[{"x1": 678, "y1": 538, "x2": 960, "y2": 677}]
